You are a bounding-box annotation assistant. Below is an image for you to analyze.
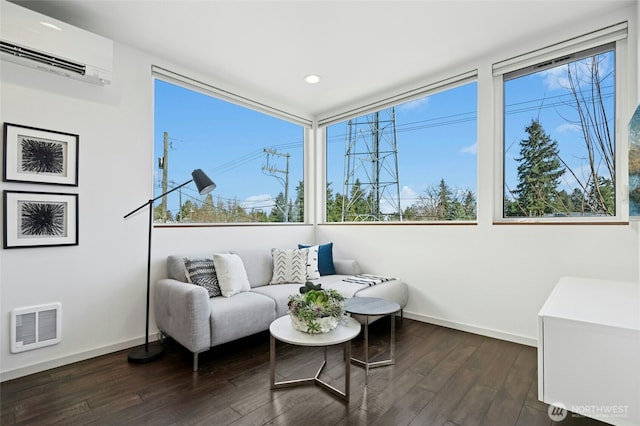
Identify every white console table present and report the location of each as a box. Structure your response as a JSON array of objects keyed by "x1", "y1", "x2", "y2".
[{"x1": 538, "y1": 277, "x2": 640, "y2": 426}]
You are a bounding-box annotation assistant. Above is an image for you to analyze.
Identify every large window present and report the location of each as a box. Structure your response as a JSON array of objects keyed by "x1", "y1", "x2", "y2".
[
  {"x1": 496, "y1": 23, "x2": 628, "y2": 222},
  {"x1": 153, "y1": 78, "x2": 305, "y2": 224},
  {"x1": 325, "y1": 81, "x2": 478, "y2": 222}
]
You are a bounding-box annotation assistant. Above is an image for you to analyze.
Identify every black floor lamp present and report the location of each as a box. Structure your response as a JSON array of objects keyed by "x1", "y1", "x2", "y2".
[{"x1": 124, "y1": 169, "x2": 216, "y2": 363}]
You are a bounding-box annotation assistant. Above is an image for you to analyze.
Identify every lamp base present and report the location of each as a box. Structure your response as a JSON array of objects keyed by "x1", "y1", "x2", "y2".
[{"x1": 128, "y1": 343, "x2": 164, "y2": 363}]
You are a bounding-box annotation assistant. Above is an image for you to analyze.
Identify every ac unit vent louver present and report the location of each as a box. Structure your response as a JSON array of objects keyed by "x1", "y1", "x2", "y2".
[{"x1": 1, "y1": 41, "x2": 87, "y2": 75}]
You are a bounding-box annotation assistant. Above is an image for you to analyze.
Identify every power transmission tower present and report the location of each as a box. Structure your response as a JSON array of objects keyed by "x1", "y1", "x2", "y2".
[
  {"x1": 342, "y1": 107, "x2": 402, "y2": 221},
  {"x1": 262, "y1": 148, "x2": 290, "y2": 221}
]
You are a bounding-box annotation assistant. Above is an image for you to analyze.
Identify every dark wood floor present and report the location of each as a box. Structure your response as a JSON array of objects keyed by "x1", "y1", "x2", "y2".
[{"x1": 1, "y1": 318, "x2": 610, "y2": 426}]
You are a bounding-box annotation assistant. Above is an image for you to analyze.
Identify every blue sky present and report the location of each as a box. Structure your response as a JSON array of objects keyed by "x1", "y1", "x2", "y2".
[
  {"x1": 503, "y1": 51, "x2": 615, "y2": 201},
  {"x1": 154, "y1": 49, "x2": 616, "y2": 217},
  {"x1": 154, "y1": 80, "x2": 304, "y2": 215},
  {"x1": 326, "y1": 81, "x2": 477, "y2": 211}
]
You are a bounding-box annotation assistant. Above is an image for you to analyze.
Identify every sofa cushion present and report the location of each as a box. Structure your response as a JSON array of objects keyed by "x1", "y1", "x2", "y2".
[
  {"x1": 299, "y1": 242, "x2": 336, "y2": 275},
  {"x1": 183, "y1": 257, "x2": 221, "y2": 297},
  {"x1": 305, "y1": 245, "x2": 320, "y2": 280},
  {"x1": 270, "y1": 248, "x2": 309, "y2": 284},
  {"x1": 209, "y1": 292, "x2": 276, "y2": 346},
  {"x1": 252, "y1": 283, "x2": 300, "y2": 318},
  {"x1": 212, "y1": 253, "x2": 251, "y2": 297},
  {"x1": 167, "y1": 255, "x2": 189, "y2": 282}
]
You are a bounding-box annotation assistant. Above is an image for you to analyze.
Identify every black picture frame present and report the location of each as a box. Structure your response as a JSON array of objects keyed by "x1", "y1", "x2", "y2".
[
  {"x1": 3, "y1": 190, "x2": 79, "y2": 249},
  {"x1": 3, "y1": 123, "x2": 79, "y2": 186}
]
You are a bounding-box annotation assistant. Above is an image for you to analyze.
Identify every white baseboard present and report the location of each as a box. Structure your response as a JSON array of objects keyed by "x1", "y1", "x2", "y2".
[
  {"x1": 2, "y1": 315, "x2": 537, "y2": 382},
  {"x1": 0, "y1": 334, "x2": 158, "y2": 382},
  {"x1": 403, "y1": 311, "x2": 538, "y2": 347}
]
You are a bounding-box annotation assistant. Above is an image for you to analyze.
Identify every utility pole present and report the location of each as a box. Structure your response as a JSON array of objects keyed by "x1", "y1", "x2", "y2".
[
  {"x1": 262, "y1": 148, "x2": 290, "y2": 221},
  {"x1": 160, "y1": 132, "x2": 169, "y2": 222}
]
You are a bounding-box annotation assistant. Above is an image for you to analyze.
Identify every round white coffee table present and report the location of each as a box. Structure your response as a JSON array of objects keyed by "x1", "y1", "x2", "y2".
[
  {"x1": 343, "y1": 297, "x2": 401, "y2": 383},
  {"x1": 269, "y1": 315, "x2": 360, "y2": 402}
]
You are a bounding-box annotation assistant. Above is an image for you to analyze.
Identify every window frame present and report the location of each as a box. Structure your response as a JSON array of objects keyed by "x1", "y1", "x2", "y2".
[{"x1": 492, "y1": 23, "x2": 629, "y2": 224}]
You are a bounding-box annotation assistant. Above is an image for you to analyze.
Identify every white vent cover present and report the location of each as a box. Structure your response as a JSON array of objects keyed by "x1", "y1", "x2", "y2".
[{"x1": 11, "y1": 303, "x2": 61, "y2": 353}]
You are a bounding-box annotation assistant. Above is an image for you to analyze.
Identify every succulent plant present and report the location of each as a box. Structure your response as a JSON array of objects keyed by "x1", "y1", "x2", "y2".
[
  {"x1": 299, "y1": 280, "x2": 322, "y2": 294},
  {"x1": 288, "y1": 283, "x2": 345, "y2": 333}
]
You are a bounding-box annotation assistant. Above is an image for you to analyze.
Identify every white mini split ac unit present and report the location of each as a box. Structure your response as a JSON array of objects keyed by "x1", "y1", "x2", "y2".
[{"x1": 0, "y1": 1, "x2": 113, "y2": 85}]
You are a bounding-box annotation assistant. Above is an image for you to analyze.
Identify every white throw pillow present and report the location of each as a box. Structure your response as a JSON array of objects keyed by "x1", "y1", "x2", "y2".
[
  {"x1": 212, "y1": 253, "x2": 251, "y2": 297},
  {"x1": 270, "y1": 248, "x2": 309, "y2": 284},
  {"x1": 306, "y1": 245, "x2": 320, "y2": 280}
]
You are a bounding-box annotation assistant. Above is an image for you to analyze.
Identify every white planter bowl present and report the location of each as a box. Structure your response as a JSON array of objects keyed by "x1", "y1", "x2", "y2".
[{"x1": 290, "y1": 314, "x2": 339, "y2": 334}]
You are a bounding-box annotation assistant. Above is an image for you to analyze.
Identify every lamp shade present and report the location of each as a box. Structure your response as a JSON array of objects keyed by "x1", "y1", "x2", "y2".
[{"x1": 191, "y1": 169, "x2": 216, "y2": 195}]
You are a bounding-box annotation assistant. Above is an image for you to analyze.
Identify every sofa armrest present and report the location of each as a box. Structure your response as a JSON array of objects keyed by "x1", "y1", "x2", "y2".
[
  {"x1": 154, "y1": 278, "x2": 211, "y2": 353},
  {"x1": 333, "y1": 259, "x2": 362, "y2": 276}
]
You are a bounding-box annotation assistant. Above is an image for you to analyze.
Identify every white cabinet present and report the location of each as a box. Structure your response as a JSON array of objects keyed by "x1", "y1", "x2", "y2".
[{"x1": 538, "y1": 277, "x2": 640, "y2": 426}]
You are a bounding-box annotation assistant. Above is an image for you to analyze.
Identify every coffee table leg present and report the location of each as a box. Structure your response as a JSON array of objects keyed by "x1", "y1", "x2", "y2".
[
  {"x1": 270, "y1": 334, "x2": 276, "y2": 389},
  {"x1": 345, "y1": 340, "x2": 351, "y2": 399},
  {"x1": 364, "y1": 315, "x2": 370, "y2": 384},
  {"x1": 390, "y1": 312, "x2": 395, "y2": 363}
]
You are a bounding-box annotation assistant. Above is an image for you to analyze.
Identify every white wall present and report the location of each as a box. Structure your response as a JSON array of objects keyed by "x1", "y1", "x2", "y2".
[
  {"x1": 318, "y1": 3, "x2": 639, "y2": 345},
  {"x1": 318, "y1": 223, "x2": 639, "y2": 346},
  {"x1": 0, "y1": 42, "x2": 314, "y2": 380},
  {"x1": 1, "y1": 2, "x2": 637, "y2": 381}
]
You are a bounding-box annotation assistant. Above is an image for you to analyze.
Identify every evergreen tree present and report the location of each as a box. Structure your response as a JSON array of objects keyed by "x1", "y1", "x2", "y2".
[
  {"x1": 462, "y1": 190, "x2": 476, "y2": 220},
  {"x1": 269, "y1": 192, "x2": 287, "y2": 222},
  {"x1": 178, "y1": 200, "x2": 194, "y2": 222},
  {"x1": 326, "y1": 183, "x2": 339, "y2": 222},
  {"x1": 511, "y1": 119, "x2": 565, "y2": 217},
  {"x1": 344, "y1": 179, "x2": 371, "y2": 221},
  {"x1": 291, "y1": 180, "x2": 304, "y2": 222},
  {"x1": 437, "y1": 179, "x2": 453, "y2": 220},
  {"x1": 587, "y1": 177, "x2": 614, "y2": 215}
]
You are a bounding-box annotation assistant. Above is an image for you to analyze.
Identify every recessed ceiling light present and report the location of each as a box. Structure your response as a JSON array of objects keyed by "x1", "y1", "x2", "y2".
[
  {"x1": 40, "y1": 22, "x2": 62, "y2": 31},
  {"x1": 305, "y1": 74, "x2": 321, "y2": 84}
]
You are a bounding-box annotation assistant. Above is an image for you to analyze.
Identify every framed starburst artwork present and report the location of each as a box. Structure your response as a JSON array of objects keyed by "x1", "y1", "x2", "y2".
[
  {"x1": 3, "y1": 123, "x2": 78, "y2": 186},
  {"x1": 3, "y1": 191, "x2": 78, "y2": 249}
]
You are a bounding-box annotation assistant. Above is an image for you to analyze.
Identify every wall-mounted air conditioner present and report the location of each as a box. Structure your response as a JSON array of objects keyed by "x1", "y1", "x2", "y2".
[{"x1": 0, "y1": 1, "x2": 113, "y2": 85}]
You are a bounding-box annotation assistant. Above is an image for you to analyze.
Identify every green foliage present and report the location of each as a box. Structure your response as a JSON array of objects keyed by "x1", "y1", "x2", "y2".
[
  {"x1": 587, "y1": 177, "x2": 614, "y2": 215},
  {"x1": 299, "y1": 280, "x2": 322, "y2": 294},
  {"x1": 287, "y1": 287, "x2": 345, "y2": 333},
  {"x1": 326, "y1": 177, "x2": 476, "y2": 222},
  {"x1": 403, "y1": 180, "x2": 476, "y2": 221},
  {"x1": 156, "y1": 183, "x2": 303, "y2": 224},
  {"x1": 509, "y1": 119, "x2": 565, "y2": 217}
]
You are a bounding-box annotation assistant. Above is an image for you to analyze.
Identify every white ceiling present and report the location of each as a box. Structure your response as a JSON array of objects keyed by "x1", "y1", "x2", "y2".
[{"x1": 11, "y1": 0, "x2": 635, "y2": 120}]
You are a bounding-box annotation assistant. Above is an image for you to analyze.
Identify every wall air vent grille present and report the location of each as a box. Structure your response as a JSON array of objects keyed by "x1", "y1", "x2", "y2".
[{"x1": 11, "y1": 303, "x2": 61, "y2": 353}]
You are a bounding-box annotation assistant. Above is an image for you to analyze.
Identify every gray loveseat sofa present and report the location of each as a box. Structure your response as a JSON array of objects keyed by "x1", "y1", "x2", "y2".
[{"x1": 154, "y1": 248, "x2": 408, "y2": 371}]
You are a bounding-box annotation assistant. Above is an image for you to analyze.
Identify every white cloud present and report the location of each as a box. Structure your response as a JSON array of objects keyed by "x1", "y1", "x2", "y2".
[
  {"x1": 377, "y1": 185, "x2": 418, "y2": 214},
  {"x1": 460, "y1": 142, "x2": 477, "y2": 155},
  {"x1": 398, "y1": 97, "x2": 429, "y2": 111},
  {"x1": 400, "y1": 185, "x2": 419, "y2": 209},
  {"x1": 241, "y1": 194, "x2": 273, "y2": 210},
  {"x1": 539, "y1": 66, "x2": 568, "y2": 91},
  {"x1": 556, "y1": 122, "x2": 581, "y2": 134}
]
